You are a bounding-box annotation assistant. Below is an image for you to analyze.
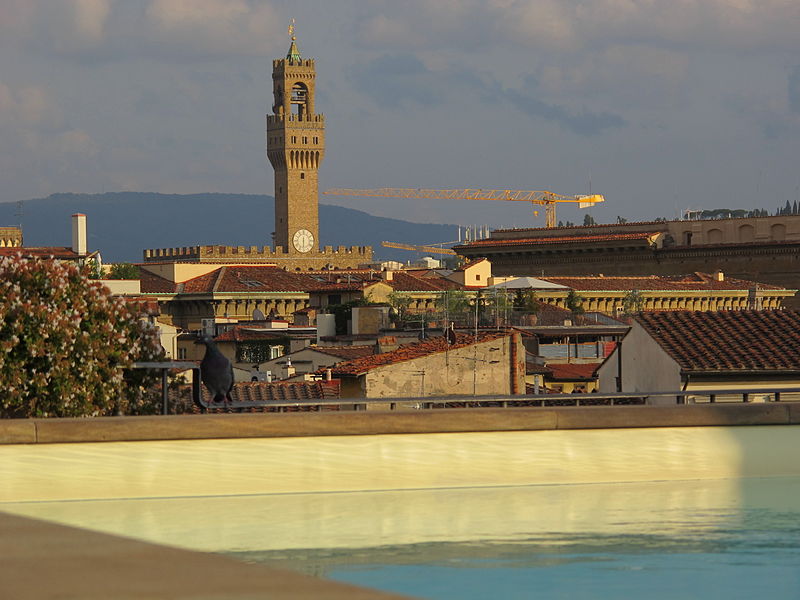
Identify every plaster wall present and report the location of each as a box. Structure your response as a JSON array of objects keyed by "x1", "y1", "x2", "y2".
[
  {"x1": 597, "y1": 321, "x2": 681, "y2": 400},
  {"x1": 362, "y1": 335, "x2": 524, "y2": 398}
]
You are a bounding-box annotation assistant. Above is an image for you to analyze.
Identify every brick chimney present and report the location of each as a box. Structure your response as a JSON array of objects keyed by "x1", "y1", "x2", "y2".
[{"x1": 71, "y1": 213, "x2": 87, "y2": 256}]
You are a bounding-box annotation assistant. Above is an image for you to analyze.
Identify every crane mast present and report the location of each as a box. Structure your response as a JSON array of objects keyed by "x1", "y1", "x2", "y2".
[{"x1": 324, "y1": 188, "x2": 605, "y2": 228}]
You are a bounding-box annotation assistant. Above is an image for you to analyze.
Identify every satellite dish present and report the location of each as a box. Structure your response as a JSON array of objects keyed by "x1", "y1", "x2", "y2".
[{"x1": 253, "y1": 308, "x2": 266, "y2": 321}]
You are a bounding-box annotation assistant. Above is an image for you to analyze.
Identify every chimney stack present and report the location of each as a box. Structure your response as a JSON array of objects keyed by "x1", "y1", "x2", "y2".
[
  {"x1": 714, "y1": 270, "x2": 724, "y2": 282},
  {"x1": 71, "y1": 213, "x2": 87, "y2": 256}
]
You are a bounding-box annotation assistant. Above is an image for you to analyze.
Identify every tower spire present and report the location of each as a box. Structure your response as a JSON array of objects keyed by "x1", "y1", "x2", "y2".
[{"x1": 286, "y1": 18, "x2": 301, "y2": 63}]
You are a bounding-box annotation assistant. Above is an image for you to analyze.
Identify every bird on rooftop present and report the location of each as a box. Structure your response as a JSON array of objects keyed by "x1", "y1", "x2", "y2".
[{"x1": 198, "y1": 336, "x2": 234, "y2": 408}]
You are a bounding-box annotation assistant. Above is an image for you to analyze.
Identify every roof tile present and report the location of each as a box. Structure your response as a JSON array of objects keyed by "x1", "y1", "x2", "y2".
[
  {"x1": 327, "y1": 331, "x2": 511, "y2": 375},
  {"x1": 636, "y1": 310, "x2": 800, "y2": 372}
]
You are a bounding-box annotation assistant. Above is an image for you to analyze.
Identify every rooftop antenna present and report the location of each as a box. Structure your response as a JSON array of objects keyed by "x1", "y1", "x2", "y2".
[{"x1": 15, "y1": 200, "x2": 23, "y2": 232}]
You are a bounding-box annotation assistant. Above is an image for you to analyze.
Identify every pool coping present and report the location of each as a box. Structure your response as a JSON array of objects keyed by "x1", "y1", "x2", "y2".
[
  {"x1": 0, "y1": 511, "x2": 412, "y2": 600},
  {"x1": 2, "y1": 403, "x2": 799, "y2": 445}
]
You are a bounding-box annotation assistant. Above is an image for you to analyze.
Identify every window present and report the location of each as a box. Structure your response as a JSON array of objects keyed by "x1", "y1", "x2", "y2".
[
  {"x1": 313, "y1": 137, "x2": 318, "y2": 144},
  {"x1": 300, "y1": 172, "x2": 305, "y2": 179},
  {"x1": 302, "y1": 136, "x2": 308, "y2": 144},
  {"x1": 291, "y1": 136, "x2": 297, "y2": 143},
  {"x1": 178, "y1": 348, "x2": 187, "y2": 360}
]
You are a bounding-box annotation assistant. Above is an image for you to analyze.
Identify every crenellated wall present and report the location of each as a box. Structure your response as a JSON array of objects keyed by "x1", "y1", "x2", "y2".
[
  {"x1": 143, "y1": 244, "x2": 373, "y2": 270},
  {"x1": 0, "y1": 226, "x2": 23, "y2": 247}
]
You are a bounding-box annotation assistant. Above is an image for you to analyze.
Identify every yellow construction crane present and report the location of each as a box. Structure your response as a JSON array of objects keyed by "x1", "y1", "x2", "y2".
[
  {"x1": 381, "y1": 241, "x2": 457, "y2": 255},
  {"x1": 324, "y1": 188, "x2": 605, "y2": 228}
]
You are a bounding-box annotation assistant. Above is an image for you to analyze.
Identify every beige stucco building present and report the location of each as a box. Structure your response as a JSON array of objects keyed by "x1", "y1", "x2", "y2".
[
  {"x1": 597, "y1": 310, "x2": 800, "y2": 403},
  {"x1": 328, "y1": 331, "x2": 525, "y2": 400},
  {"x1": 143, "y1": 32, "x2": 371, "y2": 270}
]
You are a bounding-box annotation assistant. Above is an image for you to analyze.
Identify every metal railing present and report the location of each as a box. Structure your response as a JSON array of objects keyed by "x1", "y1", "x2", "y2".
[{"x1": 193, "y1": 386, "x2": 800, "y2": 413}]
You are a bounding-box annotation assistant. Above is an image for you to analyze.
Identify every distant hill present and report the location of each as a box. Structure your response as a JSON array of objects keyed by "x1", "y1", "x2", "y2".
[{"x1": 0, "y1": 192, "x2": 460, "y2": 263}]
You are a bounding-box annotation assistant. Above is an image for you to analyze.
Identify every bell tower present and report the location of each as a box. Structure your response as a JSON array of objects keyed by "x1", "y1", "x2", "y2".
[{"x1": 266, "y1": 22, "x2": 325, "y2": 254}]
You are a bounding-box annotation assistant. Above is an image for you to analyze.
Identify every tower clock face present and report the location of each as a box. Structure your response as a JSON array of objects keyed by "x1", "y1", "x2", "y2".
[{"x1": 292, "y1": 229, "x2": 314, "y2": 253}]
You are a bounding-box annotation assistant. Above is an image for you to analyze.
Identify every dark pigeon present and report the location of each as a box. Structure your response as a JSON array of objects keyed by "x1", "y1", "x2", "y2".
[{"x1": 198, "y1": 337, "x2": 234, "y2": 407}]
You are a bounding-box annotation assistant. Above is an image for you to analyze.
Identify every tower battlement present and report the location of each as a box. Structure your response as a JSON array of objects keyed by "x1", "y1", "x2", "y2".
[
  {"x1": 272, "y1": 58, "x2": 315, "y2": 69},
  {"x1": 266, "y1": 114, "x2": 325, "y2": 127},
  {"x1": 143, "y1": 244, "x2": 372, "y2": 269}
]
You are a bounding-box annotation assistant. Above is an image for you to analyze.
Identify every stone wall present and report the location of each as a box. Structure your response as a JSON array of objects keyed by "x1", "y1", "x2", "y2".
[
  {"x1": 362, "y1": 333, "x2": 525, "y2": 398},
  {"x1": 143, "y1": 244, "x2": 373, "y2": 270},
  {"x1": 0, "y1": 226, "x2": 22, "y2": 247}
]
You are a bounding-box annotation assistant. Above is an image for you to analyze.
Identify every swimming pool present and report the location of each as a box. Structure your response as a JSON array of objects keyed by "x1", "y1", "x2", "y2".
[
  {"x1": 4, "y1": 477, "x2": 799, "y2": 599},
  {"x1": 2, "y1": 421, "x2": 799, "y2": 598}
]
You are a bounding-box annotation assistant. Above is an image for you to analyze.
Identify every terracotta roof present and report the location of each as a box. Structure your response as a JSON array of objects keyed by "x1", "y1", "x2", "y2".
[
  {"x1": 214, "y1": 327, "x2": 288, "y2": 342},
  {"x1": 182, "y1": 266, "x2": 317, "y2": 294},
  {"x1": 541, "y1": 273, "x2": 784, "y2": 292},
  {"x1": 0, "y1": 247, "x2": 83, "y2": 260},
  {"x1": 327, "y1": 331, "x2": 511, "y2": 375},
  {"x1": 456, "y1": 258, "x2": 488, "y2": 271},
  {"x1": 202, "y1": 380, "x2": 340, "y2": 403},
  {"x1": 311, "y1": 345, "x2": 377, "y2": 360},
  {"x1": 636, "y1": 310, "x2": 800, "y2": 373},
  {"x1": 526, "y1": 361, "x2": 552, "y2": 375},
  {"x1": 139, "y1": 269, "x2": 177, "y2": 293},
  {"x1": 455, "y1": 232, "x2": 660, "y2": 249},
  {"x1": 123, "y1": 296, "x2": 160, "y2": 316},
  {"x1": 387, "y1": 271, "x2": 449, "y2": 292},
  {"x1": 547, "y1": 362, "x2": 601, "y2": 380}
]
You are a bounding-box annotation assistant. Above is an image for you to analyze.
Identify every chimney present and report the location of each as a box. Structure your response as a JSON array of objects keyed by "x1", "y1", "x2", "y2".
[
  {"x1": 325, "y1": 368, "x2": 332, "y2": 381},
  {"x1": 282, "y1": 357, "x2": 296, "y2": 380},
  {"x1": 381, "y1": 269, "x2": 394, "y2": 281},
  {"x1": 71, "y1": 213, "x2": 87, "y2": 256},
  {"x1": 714, "y1": 270, "x2": 724, "y2": 282}
]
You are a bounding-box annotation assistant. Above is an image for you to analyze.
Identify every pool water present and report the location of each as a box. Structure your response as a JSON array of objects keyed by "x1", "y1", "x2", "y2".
[{"x1": 4, "y1": 477, "x2": 800, "y2": 599}]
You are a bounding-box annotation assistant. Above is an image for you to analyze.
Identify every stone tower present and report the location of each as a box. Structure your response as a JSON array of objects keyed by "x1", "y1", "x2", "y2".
[{"x1": 266, "y1": 29, "x2": 325, "y2": 254}]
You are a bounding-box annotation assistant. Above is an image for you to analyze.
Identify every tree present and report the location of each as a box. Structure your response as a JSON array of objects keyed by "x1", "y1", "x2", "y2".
[
  {"x1": 565, "y1": 290, "x2": 585, "y2": 315},
  {"x1": 583, "y1": 214, "x2": 596, "y2": 226},
  {"x1": 387, "y1": 292, "x2": 413, "y2": 326},
  {"x1": 512, "y1": 289, "x2": 539, "y2": 314},
  {"x1": 622, "y1": 289, "x2": 645, "y2": 316},
  {"x1": 107, "y1": 263, "x2": 140, "y2": 279},
  {"x1": 0, "y1": 256, "x2": 165, "y2": 418},
  {"x1": 436, "y1": 290, "x2": 471, "y2": 324},
  {"x1": 616, "y1": 216, "x2": 628, "y2": 224}
]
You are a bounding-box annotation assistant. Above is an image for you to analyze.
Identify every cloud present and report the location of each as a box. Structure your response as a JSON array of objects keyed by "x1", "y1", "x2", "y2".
[
  {"x1": 503, "y1": 83, "x2": 625, "y2": 136},
  {"x1": 351, "y1": 1, "x2": 800, "y2": 55},
  {"x1": 789, "y1": 67, "x2": 800, "y2": 114},
  {"x1": 0, "y1": 0, "x2": 111, "y2": 55},
  {"x1": 349, "y1": 54, "x2": 624, "y2": 135},
  {"x1": 348, "y1": 54, "x2": 445, "y2": 107},
  {"x1": 144, "y1": 0, "x2": 282, "y2": 57},
  {"x1": 0, "y1": 83, "x2": 63, "y2": 129}
]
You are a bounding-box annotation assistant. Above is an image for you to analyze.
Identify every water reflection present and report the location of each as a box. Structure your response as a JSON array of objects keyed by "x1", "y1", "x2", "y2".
[{"x1": 4, "y1": 477, "x2": 800, "y2": 557}]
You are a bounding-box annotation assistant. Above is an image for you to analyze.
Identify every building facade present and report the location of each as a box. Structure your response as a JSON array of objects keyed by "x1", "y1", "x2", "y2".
[
  {"x1": 454, "y1": 215, "x2": 800, "y2": 307},
  {"x1": 143, "y1": 30, "x2": 371, "y2": 270}
]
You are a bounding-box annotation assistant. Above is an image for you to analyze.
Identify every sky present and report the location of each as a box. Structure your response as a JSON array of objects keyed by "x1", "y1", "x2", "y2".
[{"x1": 1, "y1": 0, "x2": 800, "y2": 230}]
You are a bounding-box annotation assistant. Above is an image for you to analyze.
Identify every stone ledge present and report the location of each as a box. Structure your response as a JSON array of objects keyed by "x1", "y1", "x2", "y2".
[
  {"x1": 1, "y1": 404, "x2": 798, "y2": 445},
  {"x1": 0, "y1": 511, "x2": 409, "y2": 600}
]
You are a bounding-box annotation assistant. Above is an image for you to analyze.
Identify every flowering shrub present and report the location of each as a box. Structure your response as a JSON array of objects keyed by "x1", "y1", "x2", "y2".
[{"x1": 0, "y1": 256, "x2": 165, "y2": 418}]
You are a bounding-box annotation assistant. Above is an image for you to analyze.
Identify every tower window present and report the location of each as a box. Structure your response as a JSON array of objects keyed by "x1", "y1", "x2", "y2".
[
  {"x1": 291, "y1": 136, "x2": 297, "y2": 143},
  {"x1": 302, "y1": 136, "x2": 308, "y2": 144},
  {"x1": 313, "y1": 137, "x2": 318, "y2": 144},
  {"x1": 300, "y1": 173, "x2": 305, "y2": 179}
]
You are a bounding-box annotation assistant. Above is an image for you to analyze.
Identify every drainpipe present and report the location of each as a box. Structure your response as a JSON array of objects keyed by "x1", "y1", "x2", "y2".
[
  {"x1": 678, "y1": 374, "x2": 690, "y2": 404},
  {"x1": 616, "y1": 338, "x2": 623, "y2": 393},
  {"x1": 510, "y1": 332, "x2": 521, "y2": 395}
]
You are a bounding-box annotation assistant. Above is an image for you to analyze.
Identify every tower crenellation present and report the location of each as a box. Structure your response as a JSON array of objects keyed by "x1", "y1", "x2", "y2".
[
  {"x1": 144, "y1": 22, "x2": 372, "y2": 270},
  {"x1": 266, "y1": 28, "x2": 327, "y2": 255}
]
